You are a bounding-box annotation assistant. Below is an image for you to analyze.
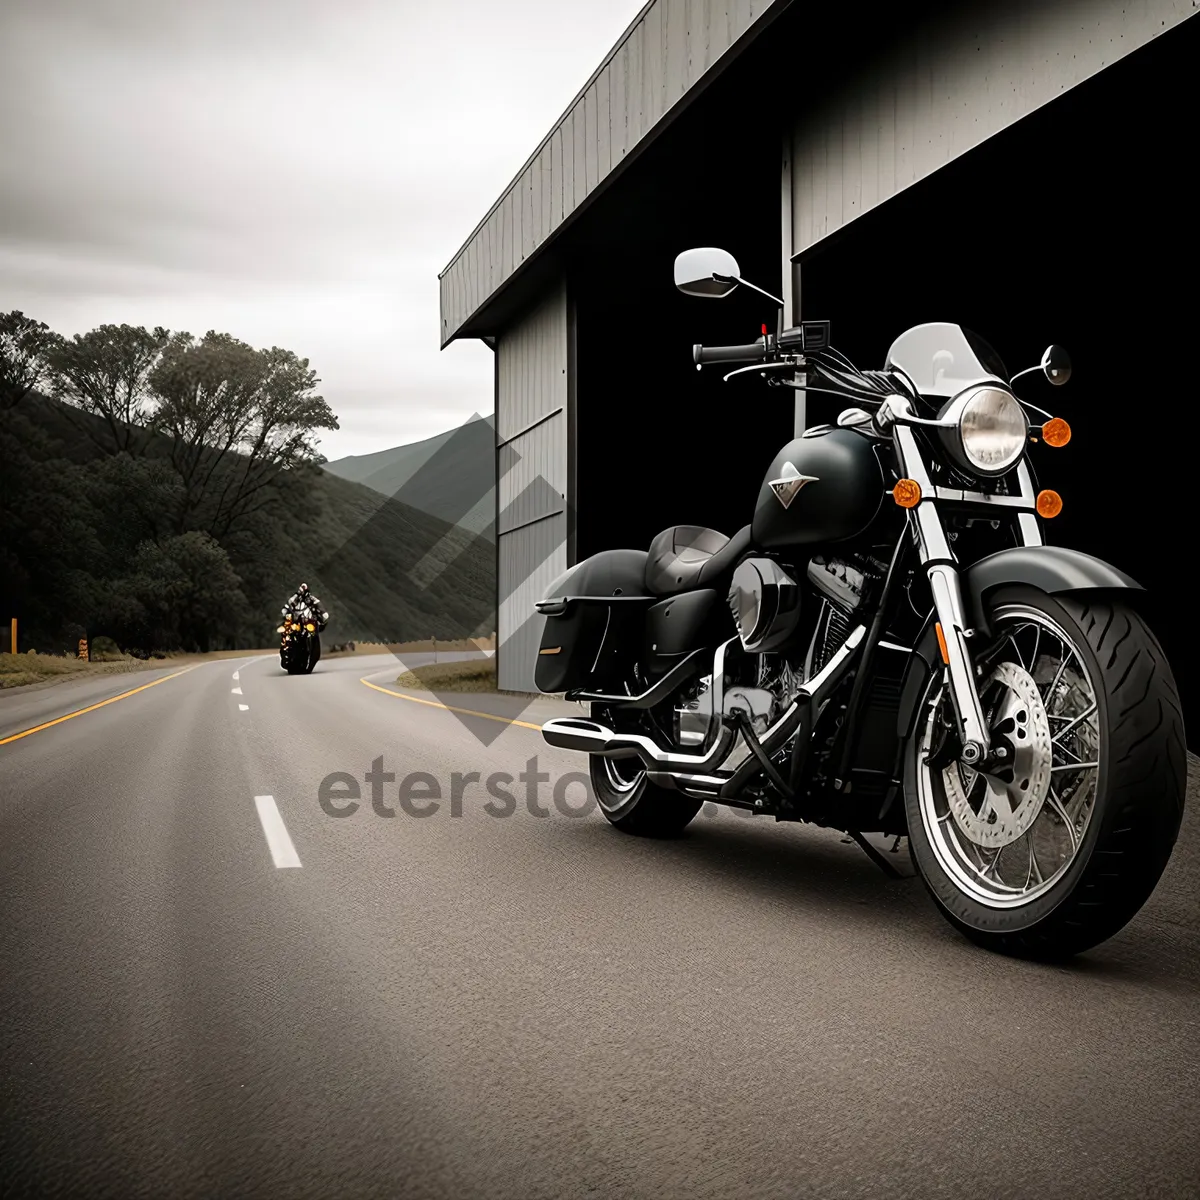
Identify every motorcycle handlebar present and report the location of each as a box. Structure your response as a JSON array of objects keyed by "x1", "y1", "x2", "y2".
[{"x1": 692, "y1": 340, "x2": 767, "y2": 366}]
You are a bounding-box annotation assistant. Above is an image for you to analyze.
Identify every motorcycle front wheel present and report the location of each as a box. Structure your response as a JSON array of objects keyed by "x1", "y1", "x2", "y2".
[{"x1": 904, "y1": 585, "x2": 1186, "y2": 960}]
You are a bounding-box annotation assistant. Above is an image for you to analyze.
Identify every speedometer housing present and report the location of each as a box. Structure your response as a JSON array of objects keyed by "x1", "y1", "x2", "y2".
[{"x1": 936, "y1": 384, "x2": 1029, "y2": 478}]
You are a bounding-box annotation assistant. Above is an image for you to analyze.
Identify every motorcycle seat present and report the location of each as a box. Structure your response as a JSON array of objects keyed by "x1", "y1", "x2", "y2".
[{"x1": 645, "y1": 524, "x2": 752, "y2": 596}]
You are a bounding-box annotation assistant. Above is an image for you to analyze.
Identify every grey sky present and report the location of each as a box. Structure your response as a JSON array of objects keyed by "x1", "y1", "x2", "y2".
[{"x1": 0, "y1": 0, "x2": 646, "y2": 460}]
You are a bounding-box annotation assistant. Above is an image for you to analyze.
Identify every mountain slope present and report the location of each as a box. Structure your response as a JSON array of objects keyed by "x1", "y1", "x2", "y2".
[
  {"x1": 323, "y1": 412, "x2": 495, "y2": 536},
  {"x1": 4, "y1": 393, "x2": 496, "y2": 648}
]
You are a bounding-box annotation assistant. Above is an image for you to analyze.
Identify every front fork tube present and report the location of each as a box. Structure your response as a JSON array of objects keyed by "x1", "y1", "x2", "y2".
[
  {"x1": 910, "y1": 501, "x2": 990, "y2": 765},
  {"x1": 926, "y1": 563, "x2": 989, "y2": 764}
]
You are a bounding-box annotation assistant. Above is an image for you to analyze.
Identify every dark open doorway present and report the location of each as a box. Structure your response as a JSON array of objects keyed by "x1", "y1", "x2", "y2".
[{"x1": 800, "y1": 16, "x2": 1198, "y2": 747}]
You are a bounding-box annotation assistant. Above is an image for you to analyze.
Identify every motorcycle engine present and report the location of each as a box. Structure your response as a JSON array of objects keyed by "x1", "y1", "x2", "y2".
[
  {"x1": 671, "y1": 552, "x2": 885, "y2": 752},
  {"x1": 672, "y1": 646, "x2": 806, "y2": 750},
  {"x1": 804, "y1": 553, "x2": 885, "y2": 675},
  {"x1": 727, "y1": 557, "x2": 802, "y2": 653},
  {"x1": 674, "y1": 673, "x2": 716, "y2": 747}
]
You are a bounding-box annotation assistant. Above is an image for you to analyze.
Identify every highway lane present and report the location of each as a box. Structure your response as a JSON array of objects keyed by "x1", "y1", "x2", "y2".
[
  {"x1": 0, "y1": 663, "x2": 207, "y2": 743},
  {"x1": 0, "y1": 649, "x2": 486, "y2": 742},
  {"x1": 1, "y1": 650, "x2": 1198, "y2": 1198}
]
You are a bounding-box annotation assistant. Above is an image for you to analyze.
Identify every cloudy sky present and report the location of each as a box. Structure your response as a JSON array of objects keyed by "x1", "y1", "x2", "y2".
[{"x1": 0, "y1": 0, "x2": 646, "y2": 460}]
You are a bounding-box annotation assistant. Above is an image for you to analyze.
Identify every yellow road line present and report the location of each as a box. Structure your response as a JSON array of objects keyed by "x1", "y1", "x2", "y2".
[
  {"x1": 360, "y1": 677, "x2": 544, "y2": 730},
  {"x1": 0, "y1": 666, "x2": 200, "y2": 746}
]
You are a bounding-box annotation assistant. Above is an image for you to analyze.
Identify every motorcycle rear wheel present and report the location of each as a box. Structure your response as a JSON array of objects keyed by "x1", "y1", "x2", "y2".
[
  {"x1": 588, "y1": 707, "x2": 703, "y2": 837},
  {"x1": 904, "y1": 585, "x2": 1186, "y2": 960}
]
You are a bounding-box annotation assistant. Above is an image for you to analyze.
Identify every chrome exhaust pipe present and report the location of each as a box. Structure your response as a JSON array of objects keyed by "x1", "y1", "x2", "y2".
[
  {"x1": 540, "y1": 717, "x2": 740, "y2": 770},
  {"x1": 541, "y1": 625, "x2": 864, "y2": 778},
  {"x1": 646, "y1": 770, "x2": 727, "y2": 794},
  {"x1": 539, "y1": 718, "x2": 640, "y2": 757}
]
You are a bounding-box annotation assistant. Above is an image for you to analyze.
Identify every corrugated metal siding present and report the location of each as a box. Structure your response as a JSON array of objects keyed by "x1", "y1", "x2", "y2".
[
  {"x1": 439, "y1": 0, "x2": 785, "y2": 345},
  {"x1": 497, "y1": 516, "x2": 568, "y2": 693},
  {"x1": 495, "y1": 280, "x2": 570, "y2": 693},
  {"x1": 495, "y1": 282, "x2": 568, "y2": 442},
  {"x1": 789, "y1": 0, "x2": 1198, "y2": 259},
  {"x1": 499, "y1": 421, "x2": 567, "y2": 537}
]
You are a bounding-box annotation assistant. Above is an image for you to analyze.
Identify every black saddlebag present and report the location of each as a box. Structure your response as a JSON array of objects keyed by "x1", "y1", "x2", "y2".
[{"x1": 533, "y1": 549, "x2": 652, "y2": 693}]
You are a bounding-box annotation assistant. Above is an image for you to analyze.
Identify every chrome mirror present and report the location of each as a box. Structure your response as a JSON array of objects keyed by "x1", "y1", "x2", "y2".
[
  {"x1": 673, "y1": 247, "x2": 741, "y2": 298},
  {"x1": 1041, "y1": 345, "x2": 1072, "y2": 385}
]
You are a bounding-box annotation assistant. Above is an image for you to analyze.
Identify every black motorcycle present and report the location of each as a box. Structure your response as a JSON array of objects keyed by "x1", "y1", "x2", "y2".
[
  {"x1": 533, "y1": 245, "x2": 1185, "y2": 960},
  {"x1": 279, "y1": 602, "x2": 323, "y2": 675}
]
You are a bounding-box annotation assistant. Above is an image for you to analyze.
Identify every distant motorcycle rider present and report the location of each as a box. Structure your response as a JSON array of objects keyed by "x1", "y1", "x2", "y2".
[{"x1": 282, "y1": 582, "x2": 329, "y2": 631}]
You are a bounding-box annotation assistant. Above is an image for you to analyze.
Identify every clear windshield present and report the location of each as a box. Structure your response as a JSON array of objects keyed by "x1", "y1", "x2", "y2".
[{"x1": 884, "y1": 323, "x2": 1009, "y2": 398}]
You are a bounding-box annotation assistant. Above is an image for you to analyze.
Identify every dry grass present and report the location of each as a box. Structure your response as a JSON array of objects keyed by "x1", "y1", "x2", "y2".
[
  {"x1": 395, "y1": 657, "x2": 501, "y2": 693},
  {"x1": 0, "y1": 636, "x2": 499, "y2": 691},
  {"x1": 0, "y1": 648, "x2": 277, "y2": 689},
  {"x1": 392, "y1": 656, "x2": 544, "y2": 700},
  {"x1": 330, "y1": 637, "x2": 496, "y2": 657},
  {"x1": 0, "y1": 651, "x2": 159, "y2": 689}
]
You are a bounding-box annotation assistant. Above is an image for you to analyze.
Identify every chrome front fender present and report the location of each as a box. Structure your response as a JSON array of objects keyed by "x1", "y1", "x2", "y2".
[
  {"x1": 963, "y1": 545, "x2": 1144, "y2": 636},
  {"x1": 896, "y1": 545, "x2": 1145, "y2": 742}
]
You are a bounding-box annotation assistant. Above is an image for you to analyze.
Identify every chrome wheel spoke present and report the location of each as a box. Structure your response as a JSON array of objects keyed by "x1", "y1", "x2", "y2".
[
  {"x1": 977, "y1": 844, "x2": 1004, "y2": 880},
  {"x1": 1050, "y1": 739, "x2": 1092, "y2": 767},
  {"x1": 1046, "y1": 655, "x2": 1070, "y2": 705},
  {"x1": 1023, "y1": 830, "x2": 1044, "y2": 890},
  {"x1": 1045, "y1": 786, "x2": 1080, "y2": 852},
  {"x1": 1008, "y1": 632, "x2": 1027, "y2": 672},
  {"x1": 1029, "y1": 625, "x2": 1043, "y2": 675},
  {"x1": 1052, "y1": 701, "x2": 1097, "y2": 743},
  {"x1": 918, "y1": 603, "x2": 1101, "y2": 910}
]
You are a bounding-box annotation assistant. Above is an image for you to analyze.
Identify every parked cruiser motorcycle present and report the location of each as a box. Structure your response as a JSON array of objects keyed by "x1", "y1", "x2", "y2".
[
  {"x1": 533, "y1": 245, "x2": 1185, "y2": 960},
  {"x1": 279, "y1": 603, "x2": 323, "y2": 675}
]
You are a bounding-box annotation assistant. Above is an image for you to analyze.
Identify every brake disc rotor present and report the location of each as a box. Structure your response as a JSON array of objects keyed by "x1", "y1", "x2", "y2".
[{"x1": 942, "y1": 661, "x2": 1053, "y2": 849}]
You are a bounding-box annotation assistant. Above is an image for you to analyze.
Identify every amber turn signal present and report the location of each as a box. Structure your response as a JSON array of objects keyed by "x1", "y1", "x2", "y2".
[
  {"x1": 893, "y1": 479, "x2": 921, "y2": 508},
  {"x1": 935, "y1": 622, "x2": 950, "y2": 664},
  {"x1": 1041, "y1": 418, "x2": 1071, "y2": 447},
  {"x1": 1037, "y1": 489, "x2": 1063, "y2": 518}
]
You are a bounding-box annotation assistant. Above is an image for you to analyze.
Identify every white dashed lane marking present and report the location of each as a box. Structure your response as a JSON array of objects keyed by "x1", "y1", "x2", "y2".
[{"x1": 254, "y1": 796, "x2": 301, "y2": 868}]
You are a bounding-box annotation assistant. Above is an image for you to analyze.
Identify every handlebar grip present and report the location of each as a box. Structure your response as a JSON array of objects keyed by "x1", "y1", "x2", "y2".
[{"x1": 693, "y1": 341, "x2": 766, "y2": 366}]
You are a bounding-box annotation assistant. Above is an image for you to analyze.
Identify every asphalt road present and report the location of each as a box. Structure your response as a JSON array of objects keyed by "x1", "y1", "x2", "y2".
[{"x1": 1, "y1": 650, "x2": 1198, "y2": 1199}]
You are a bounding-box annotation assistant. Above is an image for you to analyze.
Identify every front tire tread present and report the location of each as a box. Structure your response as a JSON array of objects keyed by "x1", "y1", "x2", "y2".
[{"x1": 906, "y1": 587, "x2": 1185, "y2": 961}]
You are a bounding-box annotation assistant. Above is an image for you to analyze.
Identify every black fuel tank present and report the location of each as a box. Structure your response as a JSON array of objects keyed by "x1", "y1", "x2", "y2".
[{"x1": 751, "y1": 426, "x2": 885, "y2": 550}]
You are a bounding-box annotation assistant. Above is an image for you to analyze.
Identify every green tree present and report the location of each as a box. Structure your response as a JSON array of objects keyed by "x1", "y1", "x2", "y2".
[
  {"x1": 81, "y1": 452, "x2": 186, "y2": 556},
  {"x1": 45, "y1": 323, "x2": 182, "y2": 454},
  {"x1": 124, "y1": 532, "x2": 248, "y2": 653},
  {"x1": 149, "y1": 332, "x2": 339, "y2": 537},
  {"x1": 0, "y1": 409, "x2": 104, "y2": 645},
  {"x1": 0, "y1": 311, "x2": 55, "y2": 412}
]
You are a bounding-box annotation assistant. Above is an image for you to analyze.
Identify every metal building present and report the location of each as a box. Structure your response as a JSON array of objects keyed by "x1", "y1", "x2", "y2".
[{"x1": 438, "y1": 0, "x2": 1200, "y2": 722}]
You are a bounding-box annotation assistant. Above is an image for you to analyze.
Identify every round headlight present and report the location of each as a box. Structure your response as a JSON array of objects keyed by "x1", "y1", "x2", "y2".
[{"x1": 954, "y1": 386, "x2": 1028, "y2": 475}]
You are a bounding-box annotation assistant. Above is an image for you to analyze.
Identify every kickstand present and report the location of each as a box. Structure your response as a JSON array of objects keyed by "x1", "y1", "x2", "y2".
[{"x1": 847, "y1": 831, "x2": 905, "y2": 880}]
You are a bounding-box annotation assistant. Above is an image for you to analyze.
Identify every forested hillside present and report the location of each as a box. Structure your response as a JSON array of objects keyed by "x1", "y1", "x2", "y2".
[{"x1": 0, "y1": 312, "x2": 495, "y2": 655}]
